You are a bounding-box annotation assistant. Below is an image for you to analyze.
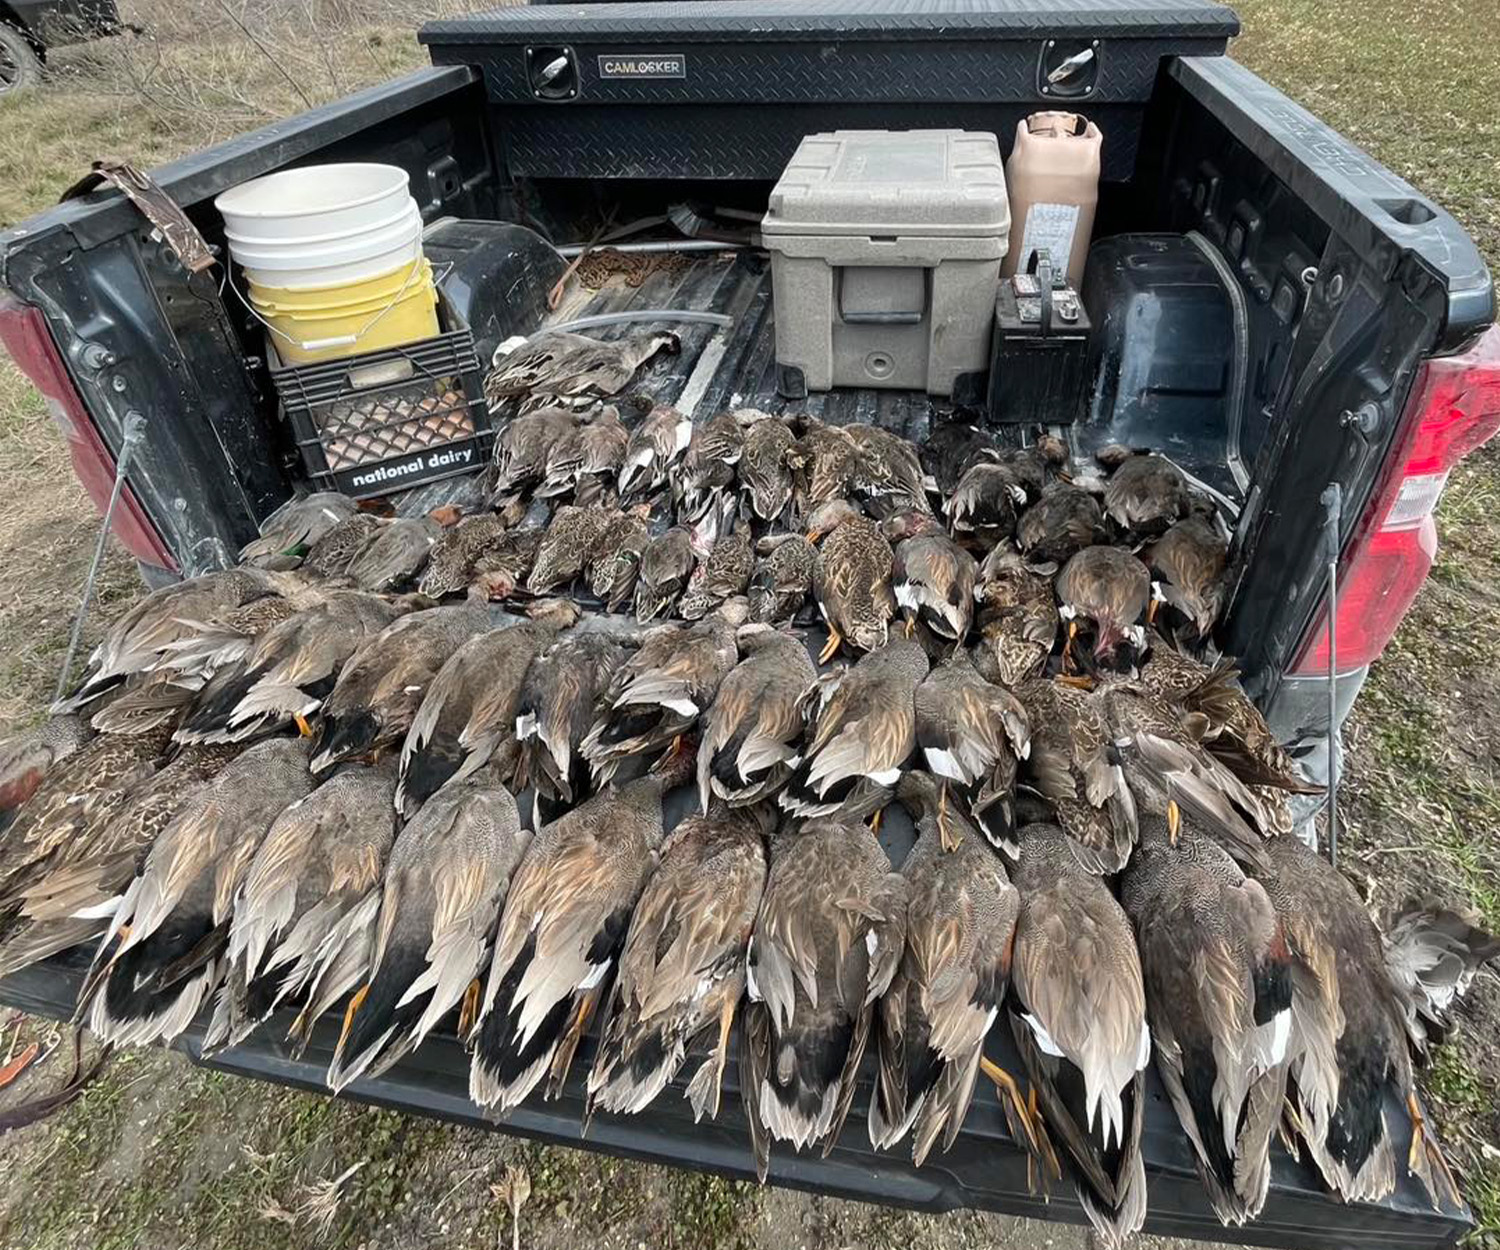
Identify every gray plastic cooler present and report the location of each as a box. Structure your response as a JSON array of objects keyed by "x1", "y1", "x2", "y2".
[{"x1": 763, "y1": 129, "x2": 1009, "y2": 398}]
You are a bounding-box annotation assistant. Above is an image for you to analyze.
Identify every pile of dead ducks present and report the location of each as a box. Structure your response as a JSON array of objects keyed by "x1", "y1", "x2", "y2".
[{"x1": 0, "y1": 325, "x2": 1495, "y2": 1247}]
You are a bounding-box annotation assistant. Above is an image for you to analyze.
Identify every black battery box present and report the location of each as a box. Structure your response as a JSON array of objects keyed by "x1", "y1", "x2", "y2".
[{"x1": 986, "y1": 249, "x2": 1092, "y2": 425}]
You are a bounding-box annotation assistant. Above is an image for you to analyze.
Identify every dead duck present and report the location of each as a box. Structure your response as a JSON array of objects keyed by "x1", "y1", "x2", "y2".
[
  {"x1": 921, "y1": 422, "x2": 997, "y2": 496},
  {"x1": 1180, "y1": 663, "x2": 1323, "y2": 803},
  {"x1": 885, "y1": 510, "x2": 978, "y2": 647},
  {"x1": 847, "y1": 423, "x2": 930, "y2": 518},
  {"x1": 788, "y1": 419, "x2": 859, "y2": 512},
  {"x1": 781, "y1": 637, "x2": 929, "y2": 820},
  {"x1": 0, "y1": 725, "x2": 172, "y2": 908},
  {"x1": 698, "y1": 625, "x2": 817, "y2": 808},
  {"x1": 173, "y1": 589, "x2": 407, "y2": 746},
  {"x1": 151, "y1": 592, "x2": 304, "y2": 685},
  {"x1": 485, "y1": 329, "x2": 679, "y2": 410},
  {"x1": 1147, "y1": 512, "x2": 1229, "y2": 641},
  {"x1": 398, "y1": 599, "x2": 582, "y2": 816},
  {"x1": 81, "y1": 737, "x2": 314, "y2": 1047},
  {"x1": 913, "y1": 650, "x2": 1031, "y2": 851},
  {"x1": 1006, "y1": 819, "x2": 1151, "y2": 1249},
  {"x1": 85, "y1": 670, "x2": 201, "y2": 738},
  {"x1": 1242, "y1": 833, "x2": 1489, "y2": 1208},
  {"x1": 619, "y1": 404, "x2": 693, "y2": 500},
  {"x1": 586, "y1": 804, "x2": 768, "y2": 1121},
  {"x1": 527, "y1": 504, "x2": 614, "y2": 594},
  {"x1": 572, "y1": 405, "x2": 630, "y2": 501},
  {"x1": 347, "y1": 515, "x2": 443, "y2": 593},
  {"x1": 675, "y1": 409, "x2": 745, "y2": 523},
  {"x1": 207, "y1": 760, "x2": 399, "y2": 1053},
  {"x1": 514, "y1": 629, "x2": 628, "y2": 823},
  {"x1": 490, "y1": 406, "x2": 579, "y2": 500},
  {"x1": 585, "y1": 508, "x2": 651, "y2": 611},
  {"x1": 808, "y1": 499, "x2": 897, "y2": 663},
  {"x1": 1014, "y1": 678, "x2": 1137, "y2": 873},
  {"x1": 946, "y1": 460, "x2": 1029, "y2": 552},
  {"x1": 328, "y1": 767, "x2": 530, "y2": 1090},
  {"x1": 584, "y1": 602, "x2": 745, "y2": 785},
  {"x1": 634, "y1": 526, "x2": 697, "y2": 623},
  {"x1": 0, "y1": 713, "x2": 93, "y2": 834},
  {"x1": 1056, "y1": 545, "x2": 1155, "y2": 674},
  {"x1": 740, "y1": 416, "x2": 798, "y2": 524},
  {"x1": 1101, "y1": 447, "x2": 1194, "y2": 537},
  {"x1": 240, "y1": 492, "x2": 359, "y2": 566},
  {"x1": 748, "y1": 534, "x2": 816, "y2": 625},
  {"x1": 55, "y1": 567, "x2": 312, "y2": 711},
  {"x1": 419, "y1": 512, "x2": 511, "y2": 599},
  {"x1": 1120, "y1": 810, "x2": 1294, "y2": 1227},
  {"x1": 1017, "y1": 481, "x2": 1106, "y2": 566},
  {"x1": 870, "y1": 771, "x2": 1020, "y2": 1165},
  {"x1": 0, "y1": 742, "x2": 239, "y2": 980},
  {"x1": 742, "y1": 815, "x2": 906, "y2": 1180},
  {"x1": 470, "y1": 745, "x2": 698, "y2": 1116},
  {"x1": 679, "y1": 505, "x2": 754, "y2": 621},
  {"x1": 311, "y1": 592, "x2": 496, "y2": 773},
  {"x1": 973, "y1": 545, "x2": 1059, "y2": 688},
  {"x1": 300, "y1": 511, "x2": 381, "y2": 580}
]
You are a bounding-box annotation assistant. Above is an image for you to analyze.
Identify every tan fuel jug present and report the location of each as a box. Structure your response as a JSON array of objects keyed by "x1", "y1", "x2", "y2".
[{"x1": 1002, "y1": 112, "x2": 1102, "y2": 291}]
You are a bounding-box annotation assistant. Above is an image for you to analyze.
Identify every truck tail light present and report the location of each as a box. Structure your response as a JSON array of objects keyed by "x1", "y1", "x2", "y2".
[
  {"x1": 1291, "y1": 324, "x2": 1500, "y2": 675},
  {"x1": 0, "y1": 296, "x2": 175, "y2": 572}
]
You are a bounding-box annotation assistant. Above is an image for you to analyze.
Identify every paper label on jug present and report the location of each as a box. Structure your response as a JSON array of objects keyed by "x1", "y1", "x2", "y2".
[{"x1": 1018, "y1": 202, "x2": 1080, "y2": 276}]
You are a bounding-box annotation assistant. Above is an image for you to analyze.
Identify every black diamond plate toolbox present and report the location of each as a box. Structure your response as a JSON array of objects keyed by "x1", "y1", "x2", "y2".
[{"x1": 420, "y1": 0, "x2": 1239, "y2": 181}]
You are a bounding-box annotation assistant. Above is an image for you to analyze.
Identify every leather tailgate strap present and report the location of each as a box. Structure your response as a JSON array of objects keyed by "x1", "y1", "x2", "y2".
[{"x1": 59, "y1": 159, "x2": 216, "y2": 275}]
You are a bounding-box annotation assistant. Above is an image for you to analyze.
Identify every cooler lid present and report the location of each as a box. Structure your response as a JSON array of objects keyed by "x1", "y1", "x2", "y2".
[{"x1": 764, "y1": 130, "x2": 1009, "y2": 238}]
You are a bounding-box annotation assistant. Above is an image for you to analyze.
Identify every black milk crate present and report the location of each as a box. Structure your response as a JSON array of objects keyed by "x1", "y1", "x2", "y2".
[{"x1": 269, "y1": 329, "x2": 493, "y2": 499}]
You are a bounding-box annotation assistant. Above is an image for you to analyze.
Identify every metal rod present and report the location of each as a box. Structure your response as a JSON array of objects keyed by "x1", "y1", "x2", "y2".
[
  {"x1": 1320, "y1": 483, "x2": 1343, "y2": 867},
  {"x1": 555, "y1": 240, "x2": 750, "y2": 258}
]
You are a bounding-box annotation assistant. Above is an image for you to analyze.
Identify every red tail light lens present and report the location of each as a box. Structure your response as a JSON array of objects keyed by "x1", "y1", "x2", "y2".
[
  {"x1": 1291, "y1": 324, "x2": 1500, "y2": 674},
  {"x1": 0, "y1": 296, "x2": 175, "y2": 572}
]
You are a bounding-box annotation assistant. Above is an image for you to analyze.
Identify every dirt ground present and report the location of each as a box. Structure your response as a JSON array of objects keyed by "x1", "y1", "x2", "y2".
[{"x1": 0, "y1": 0, "x2": 1496, "y2": 1247}]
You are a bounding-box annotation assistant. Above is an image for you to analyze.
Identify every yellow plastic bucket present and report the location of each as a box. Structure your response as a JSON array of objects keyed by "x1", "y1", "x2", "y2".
[{"x1": 248, "y1": 256, "x2": 440, "y2": 364}]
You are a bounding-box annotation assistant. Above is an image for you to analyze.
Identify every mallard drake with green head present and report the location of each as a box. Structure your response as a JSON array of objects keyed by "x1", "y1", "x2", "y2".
[
  {"x1": 741, "y1": 815, "x2": 906, "y2": 1180},
  {"x1": 208, "y1": 759, "x2": 399, "y2": 1053},
  {"x1": 1121, "y1": 810, "x2": 1294, "y2": 1226},
  {"x1": 1006, "y1": 818, "x2": 1151, "y2": 1249},
  {"x1": 698, "y1": 625, "x2": 817, "y2": 808},
  {"x1": 587, "y1": 803, "x2": 767, "y2": 1122},
  {"x1": 583, "y1": 602, "x2": 745, "y2": 785},
  {"x1": 398, "y1": 599, "x2": 582, "y2": 816},
  {"x1": 885, "y1": 510, "x2": 978, "y2": 647},
  {"x1": 781, "y1": 637, "x2": 928, "y2": 819},
  {"x1": 80, "y1": 737, "x2": 314, "y2": 1047},
  {"x1": 470, "y1": 745, "x2": 697, "y2": 1116},
  {"x1": 620, "y1": 403, "x2": 694, "y2": 500},
  {"x1": 808, "y1": 499, "x2": 897, "y2": 663},
  {"x1": 328, "y1": 766, "x2": 530, "y2": 1091},
  {"x1": 870, "y1": 771, "x2": 1019, "y2": 1165},
  {"x1": 748, "y1": 534, "x2": 816, "y2": 625},
  {"x1": 913, "y1": 650, "x2": 1030, "y2": 851},
  {"x1": 1056, "y1": 545, "x2": 1155, "y2": 674}
]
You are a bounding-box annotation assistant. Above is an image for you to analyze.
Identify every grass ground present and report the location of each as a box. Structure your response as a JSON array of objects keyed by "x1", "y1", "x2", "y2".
[{"x1": 0, "y1": 0, "x2": 1496, "y2": 1246}]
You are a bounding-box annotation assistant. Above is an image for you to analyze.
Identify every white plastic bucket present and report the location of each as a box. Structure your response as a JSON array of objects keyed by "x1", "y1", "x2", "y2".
[
  {"x1": 232, "y1": 203, "x2": 423, "y2": 289},
  {"x1": 216, "y1": 164, "x2": 426, "y2": 289}
]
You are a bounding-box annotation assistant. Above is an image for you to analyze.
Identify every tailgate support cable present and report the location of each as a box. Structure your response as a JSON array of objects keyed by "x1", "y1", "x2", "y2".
[
  {"x1": 1320, "y1": 482, "x2": 1342, "y2": 868},
  {"x1": 54, "y1": 411, "x2": 147, "y2": 704}
]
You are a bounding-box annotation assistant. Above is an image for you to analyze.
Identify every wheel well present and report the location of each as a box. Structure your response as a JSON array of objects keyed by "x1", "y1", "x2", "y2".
[{"x1": 0, "y1": 3, "x2": 43, "y2": 52}]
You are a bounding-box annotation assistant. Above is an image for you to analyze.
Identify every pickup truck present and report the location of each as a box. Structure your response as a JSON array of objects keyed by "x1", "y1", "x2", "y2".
[
  {"x1": 0, "y1": 2, "x2": 1496, "y2": 1247},
  {"x1": 0, "y1": 0, "x2": 119, "y2": 94}
]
